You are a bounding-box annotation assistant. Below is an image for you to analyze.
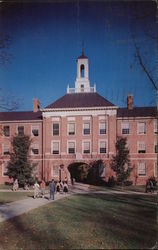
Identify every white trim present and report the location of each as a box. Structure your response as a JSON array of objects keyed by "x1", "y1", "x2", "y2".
[
  {"x1": 121, "y1": 121, "x2": 130, "y2": 135},
  {"x1": 67, "y1": 117, "x2": 76, "y2": 121},
  {"x1": 67, "y1": 140, "x2": 76, "y2": 154},
  {"x1": 67, "y1": 122, "x2": 76, "y2": 136},
  {"x1": 137, "y1": 122, "x2": 146, "y2": 135},
  {"x1": 51, "y1": 140, "x2": 60, "y2": 155},
  {"x1": 99, "y1": 121, "x2": 106, "y2": 135},
  {"x1": 2, "y1": 125, "x2": 10, "y2": 137},
  {"x1": 137, "y1": 162, "x2": 146, "y2": 177},
  {"x1": 2, "y1": 163, "x2": 8, "y2": 177},
  {"x1": 31, "y1": 125, "x2": 39, "y2": 137},
  {"x1": 51, "y1": 117, "x2": 60, "y2": 121},
  {"x1": 82, "y1": 116, "x2": 91, "y2": 121},
  {"x1": 2, "y1": 143, "x2": 10, "y2": 156},
  {"x1": 83, "y1": 121, "x2": 91, "y2": 136},
  {"x1": 82, "y1": 139, "x2": 91, "y2": 154},
  {"x1": 52, "y1": 122, "x2": 60, "y2": 136},
  {"x1": 98, "y1": 139, "x2": 108, "y2": 154}
]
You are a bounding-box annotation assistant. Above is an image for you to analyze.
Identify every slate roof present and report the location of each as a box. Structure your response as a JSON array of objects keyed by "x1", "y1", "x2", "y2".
[
  {"x1": 0, "y1": 111, "x2": 42, "y2": 122},
  {"x1": 45, "y1": 93, "x2": 115, "y2": 109},
  {"x1": 117, "y1": 107, "x2": 156, "y2": 118}
]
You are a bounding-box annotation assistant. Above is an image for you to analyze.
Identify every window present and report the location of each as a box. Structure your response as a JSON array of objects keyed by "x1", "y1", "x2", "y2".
[
  {"x1": 99, "y1": 141, "x2": 106, "y2": 154},
  {"x1": 99, "y1": 122, "x2": 106, "y2": 134},
  {"x1": 138, "y1": 122, "x2": 146, "y2": 134},
  {"x1": 32, "y1": 126, "x2": 39, "y2": 136},
  {"x1": 18, "y1": 126, "x2": 24, "y2": 136},
  {"x1": 83, "y1": 123, "x2": 90, "y2": 135},
  {"x1": 154, "y1": 121, "x2": 157, "y2": 134},
  {"x1": 2, "y1": 163, "x2": 8, "y2": 177},
  {"x1": 52, "y1": 141, "x2": 60, "y2": 154},
  {"x1": 138, "y1": 162, "x2": 146, "y2": 176},
  {"x1": 68, "y1": 141, "x2": 75, "y2": 154},
  {"x1": 138, "y1": 142, "x2": 146, "y2": 153},
  {"x1": 83, "y1": 141, "x2": 90, "y2": 154},
  {"x1": 3, "y1": 144, "x2": 10, "y2": 155},
  {"x1": 68, "y1": 123, "x2": 75, "y2": 135},
  {"x1": 31, "y1": 144, "x2": 39, "y2": 155},
  {"x1": 154, "y1": 162, "x2": 157, "y2": 177},
  {"x1": 53, "y1": 123, "x2": 59, "y2": 136},
  {"x1": 81, "y1": 84, "x2": 84, "y2": 92},
  {"x1": 81, "y1": 64, "x2": 85, "y2": 77},
  {"x1": 3, "y1": 126, "x2": 10, "y2": 137},
  {"x1": 51, "y1": 165, "x2": 59, "y2": 177},
  {"x1": 122, "y1": 122, "x2": 130, "y2": 134},
  {"x1": 155, "y1": 143, "x2": 158, "y2": 153}
]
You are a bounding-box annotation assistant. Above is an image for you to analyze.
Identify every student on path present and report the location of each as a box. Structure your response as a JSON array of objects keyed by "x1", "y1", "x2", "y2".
[
  {"x1": 56, "y1": 181, "x2": 60, "y2": 193},
  {"x1": 33, "y1": 181, "x2": 40, "y2": 199},
  {"x1": 49, "y1": 179, "x2": 56, "y2": 200},
  {"x1": 63, "y1": 181, "x2": 68, "y2": 193},
  {"x1": 13, "y1": 179, "x2": 19, "y2": 191}
]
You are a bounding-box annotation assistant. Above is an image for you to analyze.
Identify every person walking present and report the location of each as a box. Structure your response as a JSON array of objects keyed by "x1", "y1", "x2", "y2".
[
  {"x1": 63, "y1": 181, "x2": 68, "y2": 194},
  {"x1": 33, "y1": 181, "x2": 40, "y2": 199},
  {"x1": 49, "y1": 179, "x2": 56, "y2": 200}
]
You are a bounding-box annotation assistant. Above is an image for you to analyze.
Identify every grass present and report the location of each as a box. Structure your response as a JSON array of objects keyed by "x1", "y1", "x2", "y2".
[
  {"x1": 0, "y1": 193, "x2": 156, "y2": 249},
  {"x1": 0, "y1": 192, "x2": 33, "y2": 205},
  {"x1": 89, "y1": 184, "x2": 148, "y2": 193}
]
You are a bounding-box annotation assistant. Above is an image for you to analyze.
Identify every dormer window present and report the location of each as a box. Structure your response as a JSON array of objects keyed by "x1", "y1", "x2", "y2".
[{"x1": 80, "y1": 64, "x2": 85, "y2": 77}]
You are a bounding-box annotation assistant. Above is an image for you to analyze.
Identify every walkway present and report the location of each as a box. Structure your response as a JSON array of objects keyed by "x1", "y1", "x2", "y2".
[{"x1": 0, "y1": 183, "x2": 156, "y2": 223}]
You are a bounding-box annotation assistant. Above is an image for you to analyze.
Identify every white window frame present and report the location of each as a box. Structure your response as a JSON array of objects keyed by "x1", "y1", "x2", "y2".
[
  {"x1": 154, "y1": 162, "x2": 157, "y2": 177},
  {"x1": 138, "y1": 162, "x2": 146, "y2": 176},
  {"x1": 82, "y1": 140, "x2": 91, "y2": 154},
  {"x1": 31, "y1": 125, "x2": 39, "y2": 137},
  {"x1": 67, "y1": 140, "x2": 76, "y2": 154},
  {"x1": 67, "y1": 122, "x2": 76, "y2": 136},
  {"x1": 2, "y1": 163, "x2": 8, "y2": 177},
  {"x1": 51, "y1": 164, "x2": 59, "y2": 177},
  {"x1": 31, "y1": 143, "x2": 39, "y2": 155},
  {"x1": 98, "y1": 140, "x2": 107, "y2": 154},
  {"x1": 52, "y1": 123, "x2": 60, "y2": 136},
  {"x1": 83, "y1": 122, "x2": 91, "y2": 135},
  {"x1": 154, "y1": 120, "x2": 157, "y2": 134},
  {"x1": 121, "y1": 122, "x2": 130, "y2": 135},
  {"x1": 17, "y1": 125, "x2": 25, "y2": 136},
  {"x1": 51, "y1": 140, "x2": 60, "y2": 155},
  {"x1": 2, "y1": 144, "x2": 10, "y2": 156},
  {"x1": 99, "y1": 122, "x2": 106, "y2": 135},
  {"x1": 137, "y1": 141, "x2": 146, "y2": 153},
  {"x1": 137, "y1": 122, "x2": 146, "y2": 134}
]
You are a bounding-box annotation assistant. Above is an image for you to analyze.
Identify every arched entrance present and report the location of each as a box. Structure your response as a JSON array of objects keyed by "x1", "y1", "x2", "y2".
[{"x1": 68, "y1": 162, "x2": 90, "y2": 184}]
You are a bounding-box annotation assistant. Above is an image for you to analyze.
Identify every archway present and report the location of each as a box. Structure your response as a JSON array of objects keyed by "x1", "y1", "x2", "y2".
[{"x1": 68, "y1": 162, "x2": 90, "y2": 184}]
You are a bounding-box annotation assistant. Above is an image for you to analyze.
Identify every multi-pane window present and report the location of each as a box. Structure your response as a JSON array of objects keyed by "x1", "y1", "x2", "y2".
[
  {"x1": 138, "y1": 142, "x2": 146, "y2": 153},
  {"x1": 138, "y1": 122, "x2": 146, "y2": 134},
  {"x1": 138, "y1": 162, "x2": 146, "y2": 176},
  {"x1": 68, "y1": 141, "x2": 75, "y2": 154},
  {"x1": 154, "y1": 121, "x2": 157, "y2": 134},
  {"x1": 3, "y1": 126, "x2": 10, "y2": 137},
  {"x1": 3, "y1": 144, "x2": 10, "y2": 155},
  {"x1": 68, "y1": 123, "x2": 75, "y2": 135},
  {"x1": 122, "y1": 122, "x2": 130, "y2": 134},
  {"x1": 31, "y1": 144, "x2": 39, "y2": 155},
  {"x1": 154, "y1": 162, "x2": 157, "y2": 177},
  {"x1": 83, "y1": 123, "x2": 90, "y2": 135},
  {"x1": 2, "y1": 163, "x2": 8, "y2": 176},
  {"x1": 83, "y1": 141, "x2": 90, "y2": 154},
  {"x1": 51, "y1": 165, "x2": 59, "y2": 177},
  {"x1": 52, "y1": 141, "x2": 60, "y2": 154},
  {"x1": 53, "y1": 123, "x2": 59, "y2": 136},
  {"x1": 99, "y1": 122, "x2": 106, "y2": 134},
  {"x1": 99, "y1": 141, "x2": 106, "y2": 154},
  {"x1": 18, "y1": 126, "x2": 24, "y2": 136},
  {"x1": 32, "y1": 126, "x2": 39, "y2": 136}
]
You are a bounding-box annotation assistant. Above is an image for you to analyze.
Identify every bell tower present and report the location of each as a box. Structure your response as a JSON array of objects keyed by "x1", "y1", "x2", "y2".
[{"x1": 74, "y1": 48, "x2": 91, "y2": 93}]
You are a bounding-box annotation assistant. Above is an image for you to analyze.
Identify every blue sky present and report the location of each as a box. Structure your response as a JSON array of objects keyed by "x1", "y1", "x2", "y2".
[{"x1": 0, "y1": 0, "x2": 157, "y2": 111}]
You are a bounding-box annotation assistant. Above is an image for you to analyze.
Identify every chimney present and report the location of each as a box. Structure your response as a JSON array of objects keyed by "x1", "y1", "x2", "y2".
[
  {"x1": 127, "y1": 94, "x2": 133, "y2": 110},
  {"x1": 33, "y1": 98, "x2": 40, "y2": 112}
]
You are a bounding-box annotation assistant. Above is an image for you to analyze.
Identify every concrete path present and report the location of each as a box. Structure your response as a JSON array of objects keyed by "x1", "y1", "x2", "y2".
[{"x1": 0, "y1": 183, "x2": 156, "y2": 223}]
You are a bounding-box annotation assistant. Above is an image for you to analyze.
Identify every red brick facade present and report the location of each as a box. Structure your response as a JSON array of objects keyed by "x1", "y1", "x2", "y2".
[{"x1": 0, "y1": 54, "x2": 157, "y2": 185}]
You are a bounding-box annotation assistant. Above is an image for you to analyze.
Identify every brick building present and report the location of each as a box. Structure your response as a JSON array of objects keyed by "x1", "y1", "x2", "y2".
[{"x1": 0, "y1": 52, "x2": 157, "y2": 185}]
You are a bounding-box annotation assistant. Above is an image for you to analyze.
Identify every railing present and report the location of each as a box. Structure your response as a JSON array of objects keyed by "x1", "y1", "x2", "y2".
[{"x1": 67, "y1": 85, "x2": 96, "y2": 94}]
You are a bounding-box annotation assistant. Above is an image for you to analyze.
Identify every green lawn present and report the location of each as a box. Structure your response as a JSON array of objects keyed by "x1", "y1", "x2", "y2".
[
  {"x1": 0, "y1": 193, "x2": 156, "y2": 249},
  {"x1": 0, "y1": 192, "x2": 33, "y2": 205}
]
